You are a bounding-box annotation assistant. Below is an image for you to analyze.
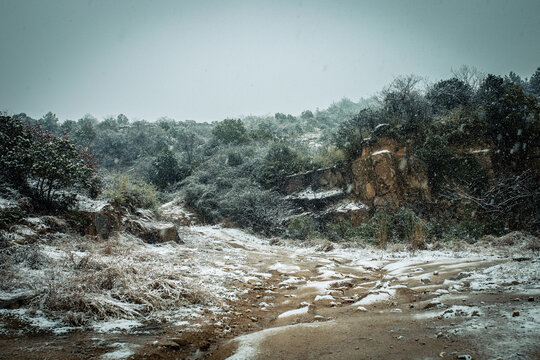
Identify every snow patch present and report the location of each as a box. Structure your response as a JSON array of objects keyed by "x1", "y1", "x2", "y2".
[
  {"x1": 93, "y1": 319, "x2": 143, "y2": 333},
  {"x1": 277, "y1": 306, "x2": 309, "y2": 318}
]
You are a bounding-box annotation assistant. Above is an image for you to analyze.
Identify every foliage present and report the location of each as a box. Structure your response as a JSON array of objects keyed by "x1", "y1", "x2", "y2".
[
  {"x1": 334, "y1": 108, "x2": 384, "y2": 159},
  {"x1": 212, "y1": 118, "x2": 248, "y2": 145},
  {"x1": 426, "y1": 78, "x2": 473, "y2": 113},
  {"x1": 103, "y1": 174, "x2": 158, "y2": 210},
  {"x1": 324, "y1": 217, "x2": 362, "y2": 241},
  {"x1": 0, "y1": 116, "x2": 96, "y2": 207},
  {"x1": 219, "y1": 186, "x2": 290, "y2": 235},
  {"x1": 258, "y1": 143, "x2": 305, "y2": 189},
  {"x1": 287, "y1": 215, "x2": 318, "y2": 240},
  {"x1": 529, "y1": 67, "x2": 540, "y2": 97},
  {"x1": 382, "y1": 75, "x2": 431, "y2": 134},
  {"x1": 181, "y1": 149, "x2": 290, "y2": 234},
  {"x1": 149, "y1": 148, "x2": 189, "y2": 190}
]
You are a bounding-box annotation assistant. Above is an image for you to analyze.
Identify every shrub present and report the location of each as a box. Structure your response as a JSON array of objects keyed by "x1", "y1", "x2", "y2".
[
  {"x1": 219, "y1": 186, "x2": 290, "y2": 235},
  {"x1": 258, "y1": 143, "x2": 305, "y2": 189},
  {"x1": 287, "y1": 215, "x2": 318, "y2": 240},
  {"x1": 324, "y1": 217, "x2": 362, "y2": 241},
  {"x1": 212, "y1": 119, "x2": 248, "y2": 145},
  {"x1": 0, "y1": 116, "x2": 96, "y2": 207},
  {"x1": 149, "y1": 148, "x2": 189, "y2": 190},
  {"x1": 103, "y1": 174, "x2": 158, "y2": 210}
]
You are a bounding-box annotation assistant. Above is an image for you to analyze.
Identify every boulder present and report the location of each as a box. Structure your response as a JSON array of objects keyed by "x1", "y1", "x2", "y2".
[
  {"x1": 126, "y1": 219, "x2": 182, "y2": 244},
  {"x1": 82, "y1": 204, "x2": 121, "y2": 240}
]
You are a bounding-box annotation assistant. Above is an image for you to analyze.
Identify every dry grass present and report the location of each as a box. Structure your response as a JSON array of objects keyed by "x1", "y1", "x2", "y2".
[
  {"x1": 1, "y1": 234, "x2": 216, "y2": 327},
  {"x1": 376, "y1": 213, "x2": 388, "y2": 249}
]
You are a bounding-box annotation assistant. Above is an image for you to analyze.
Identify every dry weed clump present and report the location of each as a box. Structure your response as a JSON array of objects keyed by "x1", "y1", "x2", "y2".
[{"x1": 2, "y1": 234, "x2": 216, "y2": 327}]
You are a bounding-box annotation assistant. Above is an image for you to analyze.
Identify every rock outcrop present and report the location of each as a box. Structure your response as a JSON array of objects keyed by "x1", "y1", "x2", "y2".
[
  {"x1": 352, "y1": 138, "x2": 430, "y2": 207},
  {"x1": 281, "y1": 163, "x2": 351, "y2": 195}
]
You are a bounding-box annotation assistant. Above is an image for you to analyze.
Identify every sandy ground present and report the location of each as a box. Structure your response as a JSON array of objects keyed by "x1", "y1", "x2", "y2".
[{"x1": 0, "y1": 224, "x2": 538, "y2": 360}]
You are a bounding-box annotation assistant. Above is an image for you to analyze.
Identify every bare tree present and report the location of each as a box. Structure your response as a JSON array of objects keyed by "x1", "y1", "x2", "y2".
[
  {"x1": 443, "y1": 170, "x2": 539, "y2": 231},
  {"x1": 451, "y1": 65, "x2": 486, "y2": 90}
]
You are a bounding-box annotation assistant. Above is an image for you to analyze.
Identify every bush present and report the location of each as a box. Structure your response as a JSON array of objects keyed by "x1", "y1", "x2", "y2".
[
  {"x1": 324, "y1": 217, "x2": 362, "y2": 241},
  {"x1": 212, "y1": 119, "x2": 248, "y2": 145},
  {"x1": 149, "y1": 148, "x2": 190, "y2": 190},
  {"x1": 103, "y1": 174, "x2": 158, "y2": 210},
  {"x1": 220, "y1": 186, "x2": 290, "y2": 235},
  {"x1": 258, "y1": 143, "x2": 305, "y2": 189},
  {"x1": 0, "y1": 116, "x2": 96, "y2": 207},
  {"x1": 287, "y1": 215, "x2": 318, "y2": 240}
]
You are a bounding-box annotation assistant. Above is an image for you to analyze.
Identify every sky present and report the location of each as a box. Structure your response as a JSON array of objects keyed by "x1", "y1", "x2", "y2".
[{"x1": 0, "y1": 0, "x2": 539, "y2": 123}]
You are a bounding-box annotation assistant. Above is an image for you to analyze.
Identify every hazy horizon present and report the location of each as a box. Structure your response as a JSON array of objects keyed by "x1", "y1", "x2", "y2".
[{"x1": 1, "y1": 0, "x2": 539, "y2": 122}]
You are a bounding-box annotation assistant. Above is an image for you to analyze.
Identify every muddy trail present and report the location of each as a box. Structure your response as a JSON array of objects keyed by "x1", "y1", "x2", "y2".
[{"x1": 1, "y1": 226, "x2": 538, "y2": 360}]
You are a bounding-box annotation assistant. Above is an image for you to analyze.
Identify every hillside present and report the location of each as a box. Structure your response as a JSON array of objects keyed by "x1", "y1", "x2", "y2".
[{"x1": 1, "y1": 69, "x2": 539, "y2": 359}]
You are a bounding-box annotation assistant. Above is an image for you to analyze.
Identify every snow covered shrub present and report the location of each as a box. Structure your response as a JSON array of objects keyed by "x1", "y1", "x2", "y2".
[
  {"x1": 258, "y1": 143, "x2": 306, "y2": 189},
  {"x1": 0, "y1": 115, "x2": 96, "y2": 208},
  {"x1": 445, "y1": 170, "x2": 539, "y2": 232},
  {"x1": 219, "y1": 185, "x2": 290, "y2": 235},
  {"x1": 324, "y1": 217, "x2": 362, "y2": 241},
  {"x1": 103, "y1": 174, "x2": 158, "y2": 210},
  {"x1": 149, "y1": 147, "x2": 190, "y2": 190},
  {"x1": 287, "y1": 215, "x2": 318, "y2": 240}
]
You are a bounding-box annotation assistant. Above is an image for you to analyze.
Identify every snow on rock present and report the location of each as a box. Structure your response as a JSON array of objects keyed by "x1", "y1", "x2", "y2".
[
  {"x1": 314, "y1": 294, "x2": 334, "y2": 305},
  {"x1": 332, "y1": 200, "x2": 369, "y2": 213},
  {"x1": 287, "y1": 187, "x2": 344, "y2": 200},
  {"x1": 352, "y1": 290, "x2": 395, "y2": 306}
]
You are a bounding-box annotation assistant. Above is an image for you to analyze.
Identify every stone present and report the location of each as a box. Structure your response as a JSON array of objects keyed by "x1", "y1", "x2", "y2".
[
  {"x1": 126, "y1": 219, "x2": 182, "y2": 244},
  {"x1": 81, "y1": 204, "x2": 121, "y2": 240}
]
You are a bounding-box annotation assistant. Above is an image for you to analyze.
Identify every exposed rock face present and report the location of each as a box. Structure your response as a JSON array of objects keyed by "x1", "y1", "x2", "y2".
[
  {"x1": 282, "y1": 163, "x2": 351, "y2": 195},
  {"x1": 322, "y1": 200, "x2": 370, "y2": 226},
  {"x1": 352, "y1": 138, "x2": 430, "y2": 207}
]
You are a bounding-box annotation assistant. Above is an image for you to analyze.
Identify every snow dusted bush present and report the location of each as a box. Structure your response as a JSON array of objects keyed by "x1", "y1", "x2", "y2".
[
  {"x1": 103, "y1": 174, "x2": 158, "y2": 210},
  {"x1": 0, "y1": 116, "x2": 97, "y2": 208}
]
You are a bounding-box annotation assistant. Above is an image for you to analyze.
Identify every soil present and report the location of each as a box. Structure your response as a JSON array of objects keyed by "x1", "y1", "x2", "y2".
[{"x1": 0, "y1": 226, "x2": 538, "y2": 360}]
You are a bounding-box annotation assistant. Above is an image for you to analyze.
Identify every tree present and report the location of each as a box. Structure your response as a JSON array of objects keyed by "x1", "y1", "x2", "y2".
[
  {"x1": 382, "y1": 75, "x2": 430, "y2": 133},
  {"x1": 334, "y1": 108, "x2": 383, "y2": 158},
  {"x1": 0, "y1": 116, "x2": 96, "y2": 205},
  {"x1": 173, "y1": 128, "x2": 201, "y2": 164},
  {"x1": 426, "y1": 78, "x2": 473, "y2": 113},
  {"x1": 451, "y1": 65, "x2": 486, "y2": 90},
  {"x1": 149, "y1": 148, "x2": 188, "y2": 190},
  {"x1": 212, "y1": 119, "x2": 248, "y2": 145},
  {"x1": 301, "y1": 110, "x2": 314, "y2": 119},
  {"x1": 529, "y1": 67, "x2": 540, "y2": 97},
  {"x1": 29, "y1": 127, "x2": 96, "y2": 202},
  {"x1": 259, "y1": 143, "x2": 304, "y2": 188},
  {"x1": 38, "y1": 112, "x2": 59, "y2": 133},
  {"x1": 75, "y1": 115, "x2": 97, "y2": 147}
]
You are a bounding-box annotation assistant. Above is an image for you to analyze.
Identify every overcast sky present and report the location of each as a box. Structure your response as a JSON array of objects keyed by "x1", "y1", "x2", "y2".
[{"x1": 1, "y1": 0, "x2": 539, "y2": 122}]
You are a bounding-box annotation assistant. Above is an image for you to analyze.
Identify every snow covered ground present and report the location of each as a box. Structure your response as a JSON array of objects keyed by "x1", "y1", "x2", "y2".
[{"x1": 0, "y1": 213, "x2": 539, "y2": 359}]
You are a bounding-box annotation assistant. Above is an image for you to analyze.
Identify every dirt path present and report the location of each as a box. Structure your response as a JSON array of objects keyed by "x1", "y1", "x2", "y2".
[
  {"x1": 1, "y1": 226, "x2": 538, "y2": 359},
  {"x1": 136, "y1": 227, "x2": 539, "y2": 360}
]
